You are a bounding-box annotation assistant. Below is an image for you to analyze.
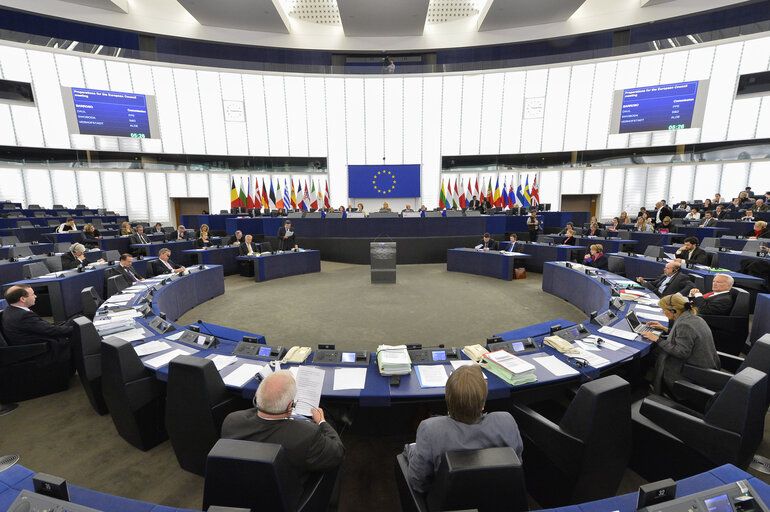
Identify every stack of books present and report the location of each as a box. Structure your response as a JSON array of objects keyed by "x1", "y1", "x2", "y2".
[
  {"x1": 482, "y1": 349, "x2": 537, "y2": 386},
  {"x1": 376, "y1": 344, "x2": 412, "y2": 376}
]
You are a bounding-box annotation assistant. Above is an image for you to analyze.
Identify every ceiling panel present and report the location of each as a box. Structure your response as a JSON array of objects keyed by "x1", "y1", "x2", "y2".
[
  {"x1": 64, "y1": 0, "x2": 127, "y2": 12},
  {"x1": 177, "y1": 0, "x2": 289, "y2": 33},
  {"x1": 337, "y1": 0, "x2": 430, "y2": 36},
  {"x1": 479, "y1": 0, "x2": 588, "y2": 32}
]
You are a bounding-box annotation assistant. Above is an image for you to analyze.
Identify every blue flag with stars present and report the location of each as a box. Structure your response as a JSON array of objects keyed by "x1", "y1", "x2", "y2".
[{"x1": 348, "y1": 164, "x2": 421, "y2": 198}]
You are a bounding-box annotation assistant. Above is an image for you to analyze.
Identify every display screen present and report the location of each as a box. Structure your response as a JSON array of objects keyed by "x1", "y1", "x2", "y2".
[
  {"x1": 258, "y1": 346, "x2": 271, "y2": 357},
  {"x1": 511, "y1": 342, "x2": 525, "y2": 352},
  {"x1": 610, "y1": 80, "x2": 709, "y2": 134},
  {"x1": 341, "y1": 352, "x2": 356, "y2": 363},
  {"x1": 432, "y1": 350, "x2": 446, "y2": 361},
  {"x1": 704, "y1": 494, "x2": 733, "y2": 512},
  {"x1": 62, "y1": 86, "x2": 160, "y2": 138}
]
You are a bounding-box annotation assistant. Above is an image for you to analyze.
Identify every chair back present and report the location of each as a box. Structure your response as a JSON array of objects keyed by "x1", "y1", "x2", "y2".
[
  {"x1": 23, "y1": 262, "x2": 49, "y2": 279},
  {"x1": 44, "y1": 256, "x2": 63, "y2": 272},
  {"x1": 17, "y1": 220, "x2": 32, "y2": 227},
  {"x1": 608, "y1": 256, "x2": 625, "y2": 275},
  {"x1": 105, "y1": 250, "x2": 121, "y2": 262},
  {"x1": 644, "y1": 246, "x2": 666, "y2": 259},
  {"x1": 691, "y1": 274, "x2": 706, "y2": 292},
  {"x1": 9, "y1": 246, "x2": 33, "y2": 259},
  {"x1": 107, "y1": 274, "x2": 129, "y2": 297},
  {"x1": 54, "y1": 242, "x2": 71, "y2": 253},
  {"x1": 701, "y1": 237, "x2": 719, "y2": 249},
  {"x1": 260, "y1": 242, "x2": 273, "y2": 253},
  {"x1": 427, "y1": 447, "x2": 528, "y2": 512},
  {"x1": 80, "y1": 286, "x2": 103, "y2": 319},
  {"x1": 0, "y1": 236, "x2": 20, "y2": 246},
  {"x1": 730, "y1": 287, "x2": 750, "y2": 316},
  {"x1": 92, "y1": 219, "x2": 104, "y2": 228},
  {"x1": 71, "y1": 317, "x2": 107, "y2": 414}
]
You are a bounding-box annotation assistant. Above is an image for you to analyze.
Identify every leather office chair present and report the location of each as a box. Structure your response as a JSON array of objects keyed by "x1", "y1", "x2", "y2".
[
  {"x1": 107, "y1": 274, "x2": 129, "y2": 298},
  {"x1": 17, "y1": 220, "x2": 33, "y2": 228},
  {"x1": 53, "y1": 204, "x2": 65, "y2": 209},
  {"x1": 0, "y1": 311, "x2": 70, "y2": 403},
  {"x1": 28, "y1": 204, "x2": 41, "y2": 209},
  {"x1": 105, "y1": 250, "x2": 121, "y2": 262},
  {"x1": 10, "y1": 246, "x2": 33, "y2": 259},
  {"x1": 101, "y1": 337, "x2": 167, "y2": 451},
  {"x1": 203, "y1": 439, "x2": 339, "y2": 512},
  {"x1": 91, "y1": 219, "x2": 104, "y2": 229},
  {"x1": 71, "y1": 317, "x2": 108, "y2": 415},
  {"x1": 166, "y1": 356, "x2": 245, "y2": 475},
  {"x1": 511, "y1": 375, "x2": 631, "y2": 508},
  {"x1": 0, "y1": 236, "x2": 20, "y2": 246},
  {"x1": 54, "y1": 242, "x2": 71, "y2": 253},
  {"x1": 643, "y1": 246, "x2": 666, "y2": 259},
  {"x1": 23, "y1": 262, "x2": 49, "y2": 279},
  {"x1": 44, "y1": 256, "x2": 63, "y2": 273},
  {"x1": 608, "y1": 255, "x2": 625, "y2": 276},
  {"x1": 47, "y1": 219, "x2": 60, "y2": 226},
  {"x1": 80, "y1": 286, "x2": 103, "y2": 320},
  {"x1": 700, "y1": 287, "x2": 750, "y2": 355},
  {"x1": 631, "y1": 367, "x2": 767, "y2": 481},
  {"x1": 395, "y1": 447, "x2": 528, "y2": 512}
]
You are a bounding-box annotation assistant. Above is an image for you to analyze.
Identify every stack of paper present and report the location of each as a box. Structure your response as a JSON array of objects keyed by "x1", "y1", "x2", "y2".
[
  {"x1": 376, "y1": 345, "x2": 411, "y2": 376},
  {"x1": 481, "y1": 350, "x2": 537, "y2": 385},
  {"x1": 619, "y1": 289, "x2": 648, "y2": 301},
  {"x1": 94, "y1": 316, "x2": 136, "y2": 335},
  {"x1": 415, "y1": 365, "x2": 449, "y2": 388}
]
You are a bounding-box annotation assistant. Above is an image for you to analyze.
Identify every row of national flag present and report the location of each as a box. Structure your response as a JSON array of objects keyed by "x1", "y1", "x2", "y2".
[
  {"x1": 230, "y1": 177, "x2": 331, "y2": 211},
  {"x1": 439, "y1": 175, "x2": 540, "y2": 210}
]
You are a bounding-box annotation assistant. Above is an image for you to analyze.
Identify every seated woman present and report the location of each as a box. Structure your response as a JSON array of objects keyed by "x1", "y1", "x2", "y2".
[
  {"x1": 676, "y1": 201, "x2": 689, "y2": 210},
  {"x1": 195, "y1": 230, "x2": 212, "y2": 249},
  {"x1": 746, "y1": 220, "x2": 770, "y2": 239},
  {"x1": 82, "y1": 223, "x2": 102, "y2": 249},
  {"x1": 618, "y1": 211, "x2": 630, "y2": 224},
  {"x1": 562, "y1": 229, "x2": 576, "y2": 245},
  {"x1": 403, "y1": 365, "x2": 523, "y2": 494},
  {"x1": 357, "y1": 202, "x2": 367, "y2": 216},
  {"x1": 703, "y1": 198, "x2": 713, "y2": 209},
  {"x1": 583, "y1": 244, "x2": 608, "y2": 269},
  {"x1": 656, "y1": 216, "x2": 677, "y2": 233},
  {"x1": 557, "y1": 222, "x2": 574, "y2": 236},
  {"x1": 120, "y1": 221, "x2": 134, "y2": 236},
  {"x1": 641, "y1": 294, "x2": 720, "y2": 398},
  {"x1": 380, "y1": 201, "x2": 391, "y2": 212},
  {"x1": 197, "y1": 223, "x2": 211, "y2": 239},
  {"x1": 635, "y1": 215, "x2": 653, "y2": 232},
  {"x1": 586, "y1": 222, "x2": 603, "y2": 237}
]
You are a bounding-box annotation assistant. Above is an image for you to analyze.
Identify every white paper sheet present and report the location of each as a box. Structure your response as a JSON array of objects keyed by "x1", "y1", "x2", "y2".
[
  {"x1": 294, "y1": 366, "x2": 326, "y2": 417},
  {"x1": 416, "y1": 365, "x2": 449, "y2": 388},
  {"x1": 598, "y1": 325, "x2": 638, "y2": 341},
  {"x1": 222, "y1": 363, "x2": 264, "y2": 387},
  {"x1": 573, "y1": 348, "x2": 611, "y2": 368},
  {"x1": 165, "y1": 331, "x2": 184, "y2": 341},
  {"x1": 533, "y1": 356, "x2": 579, "y2": 376},
  {"x1": 333, "y1": 368, "x2": 368, "y2": 390},
  {"x1": 110, "y1": 328, "x2": 147, "y2": 343},
  {"x1": 210, "y1": 355, "x2": 238, "y2": 371},
  {"x1": 144, "y1": 348, "x2": 193, "y2": 369},
  {"x1": 634, "y1": 305, "x2": 664, "y2": 314},
  {"x1": 635, "y1": 312, "x2": 668, "y2": 322},
  {"x1": 574, "y1": 339, "x2": 601, "y2": 352},
  {"x1": 134, "y1": 340, "x2": 171, "y2": 356},
  {"x1": 598, "y1": 339, "x2": 625, "y2": 351},
  {"x1": 449, "y1": 360, "x2": 487, "y2": 379}
]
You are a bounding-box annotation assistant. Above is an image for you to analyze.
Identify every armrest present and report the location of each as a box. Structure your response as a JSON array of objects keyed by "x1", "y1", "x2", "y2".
[
  {"x1": 717, "y1": 352, "x2": 744, "y2": 373},
  {"x1": 671, "y1": 380, "x2": 717, "y2": 412},
  {"x1": 0, "y1": 343, "x2": 49, "y2": 365},
  {"x1": 700, "y1": 315, "x2": 749, "y2": 331},
  {"x1": 124, "y1": 376, "x2": 162, "y2": 411},
  {"x1": 511, "y1": 402, "x2": 584, "y2": 470},
  {"x1": 395, "y1": 453, "x2": 428, "y2": 512},
  {"x1": 681, "y1": 365, "x2": 731, "y2": 391}
]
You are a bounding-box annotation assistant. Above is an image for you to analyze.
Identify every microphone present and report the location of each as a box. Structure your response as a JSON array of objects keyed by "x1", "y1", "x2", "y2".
[{"x1": 195, "y1": 320, "x2": 219, "y2": 348}]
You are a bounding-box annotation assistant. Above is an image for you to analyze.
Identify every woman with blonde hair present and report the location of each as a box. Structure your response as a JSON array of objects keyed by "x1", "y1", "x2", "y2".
[{"x1": 120, "y1": 221, "x2": 134, "y2": 236}]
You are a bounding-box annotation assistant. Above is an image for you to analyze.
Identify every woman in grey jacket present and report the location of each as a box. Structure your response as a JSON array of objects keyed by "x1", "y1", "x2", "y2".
[{"x1": 641, "y1": 293, "x2": 721, "y2": 397}]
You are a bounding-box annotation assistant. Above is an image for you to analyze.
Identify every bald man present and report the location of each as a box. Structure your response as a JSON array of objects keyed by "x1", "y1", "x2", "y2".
[{"x1": 221, "y1": 370, "x2": 344, "y2": 502}]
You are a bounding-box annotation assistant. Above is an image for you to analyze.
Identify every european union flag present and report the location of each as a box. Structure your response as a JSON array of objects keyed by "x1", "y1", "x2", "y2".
[{"x1": 348, "y1": 164, "x2": 421, "y2": 198}]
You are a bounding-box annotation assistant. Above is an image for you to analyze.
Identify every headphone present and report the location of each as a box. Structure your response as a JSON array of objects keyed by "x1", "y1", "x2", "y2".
[{"x1": 253, "y1": 395, "x2": 295, "y2": 415}]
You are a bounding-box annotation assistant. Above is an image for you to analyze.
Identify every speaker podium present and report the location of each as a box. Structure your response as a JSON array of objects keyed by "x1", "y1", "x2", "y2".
[{"x1": 370, "y1": 242, "x2": 396, "y2": 284}]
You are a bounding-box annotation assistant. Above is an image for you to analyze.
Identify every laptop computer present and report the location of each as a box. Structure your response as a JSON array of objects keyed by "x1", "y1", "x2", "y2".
[{"x1": 626, "y1": 311, "x2": 664, "y2": 337}]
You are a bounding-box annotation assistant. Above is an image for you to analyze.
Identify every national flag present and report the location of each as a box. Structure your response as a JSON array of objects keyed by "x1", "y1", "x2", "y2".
[
  {"x1": 451, "y1": 179, "x2": 459, "y2": 209},
  {"x1": 474, "y1": 178, "x2": 480, "y2": 198},
  {"x1": 501, "y1": 179, "x2": 509, "y2": 209},
  {"x1": 262, "y1": 178, "x2": 270, "y2": 209},
  {"x1": 290, "y1": 180, "x2": 298, "y2": 209},
  {"x1": 524, "y1": 175, "x2": 533, "y2": 205},
  {"x1": 274, "y1": 180, "x2": 283, "y2": 209},
  {"x1": 246, "y1": 177, "x2": 255, "y2": 209},
  {"x1": 296, "y1": 181, "x2": 303, "y2": 210},
  {"x1": 479, "y1": 178, "x2": 486, "y2": 204},
  {"x1": 493, "y1": 177, "x2": 501, "y2": 207},
  {"x1": 253, "y1": 178, "x2": 262, "y2": 209},
  {"x1": 439, "y1": 180, "x2": 447, "y2": 210},
  {"x1": 283, "y1": 179, "x2": 291, "y2": 211},
  {"x1": 303, "y1": 179, "x2": 311, "y2": 210},
  {"x1": 324, "y1": 181, "x2": 331, "y2": 209},
  {"x1": 310, "y1": 180, "x2": 318, "y2": 210},
  {"x1": 508, "y1": 183, "x2": 515, "y2": 208},
  {"x1": 487, "y1": 177, "x2": 493, "y2": 199},
  {"x1": 459, "y1": 177, "x2": 466, "y2": 209},
  {"x1": 230, "y1": 178, "x2": 239, "y2": 208},
  {"x1": 466, "y1": 179, "x2": 473, "y2": 207},
  {"x1": 531, "y1": 175, "x2": 540, "y2": 206},
  {"x1": 239, "y1": 178, "x2": 248, "y2": 208}
]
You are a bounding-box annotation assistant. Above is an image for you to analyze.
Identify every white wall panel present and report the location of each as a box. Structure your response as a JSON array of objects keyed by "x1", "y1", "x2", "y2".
[
  {"x1": 541, "y1": 67, "x2": 570, "y2": 152},
  {"x1": 50, "y1": 169, "x2": 79, "y2": 207},
  {"x1": 659, "y1": 51, "x2": 688, "y2": 84},
  {"x1": 325, "y1": 77, "x2": 347, "y2": 203},
  {"x1": 721, "y1": 162, "x2": 750, "y2": 194},
  {"x1": 263, "y1": 76, "x2": 289, "y2": 156},
  {"x1": 521, "y1": 69, "x2": 548, "y2": 153},
  {"x1": 479, "y1": 73, "x2": 504, "y2": 155},
  {"x1": 440, "y1": 75, "x2": 462, "y2": 156},
  {"x1": 106, "y1": 61, "x2": 132, "y2": 93},
  {"x1": 599, "y1": 168, "x2": 624, "y2": 219},
  {"x1": 582, "y1": 168, "x2": 603, "y2": 195},
  {"x1": 187, "y1": 172, "x2": 210, "y2": 199},
  {"x1": 173, "y1": 68, "x2": 206, "y2": 154},
  {"x1": 499, "y1": 71, "x2": 525, "y2": 154},
  {"x1": 27, "y1": 51, "x2": 70, "y2": 148},
  {"x1": 563, "y1": 64, "x2": 594, "y2": 151},
  {"x1": 100, "y1": 171, "x2": 126, "y2": 215},
  {"x1": 692, "y1": 164, "x2": 722, "y2": 201},
  {"x1": 242, "y1": 74, "x2": 270, "y2": 156},
  {"x1": 421, "y1": 76, "x2": 442, "y2": 208},
  {"x1": 146, "y1": 173, "x2": 170, "y2": 223},
  {"x1": 53, "y1": 54, "x2": 84, "y2": 88},
  {"x1": 207, "y1": 174, "x2": 230, "y2": 217},
  {"x1": 305, "y1": 76, "x2": 328, "y2": 157},
  {"x1": 587, "y1": 60, "x2": 617, "y2": 150},
  {"x1": 81, "y1": 58, "x2": 110, "y2": 90},
  {"x1": 23, "y1": 169, "x2": 53, "y2": 208},
  {"x1": 76, "y1": 171, "x2": 103, "y2": 210},
  {"x1": 402, "y1": 77, "x2": 422, "y2": 166},
  {"x1": 0, "y1": 168, "x2": 25, "y2": 204},
  {"x1": 363, "y1": 77, "x2": 384, "y2": 164},
  {"x1": 459, "y1": 74, "x2": 483, "y2": 155},
  {"x1": 560, "y1": 169, "x2": 583, "y2": 194},
  {"x1": 668, "y1": 165, "x2": 695, "y2": 207},
  {"x1": 0, "y1": 104, "x2": 14, "y2": 146},
  {"x1": 623, "y1": 168, "x2": 648, "y2": 212},
  {"x1": 684, "y1": 46, "x2": 716, "y2": 81},
  {"x1": 344, "y1": 78, "x2": 365, "y2": 165},
  {"x1": 219, "y1": 72, "x2": 248, "y2": 155},
  {"x1": 700, "y1": 42, "x2": 743, "y2": 142},
  {"x1": 749, "y1": 162, "x2": 770, "y2": 194},
  {"x1": 197, "y1": 70, "x2": 228, "y2": 155},
  {"x1": 124, "y1": 172, "x2": 149, "y2": 221},
  {"x1": 284, "y1": 76, "x2": 309, "y2": 157},
  {"x1": 383, "y1": 77, "x2": 404, "y2": 164},
  {"x1": 727, "y1": 39, "x2": 769, "y2": 141},
  {"x1": 637, "y1": 54, "x2": 664, "y2": 87},
  {"x1": 151, "y1": 67, "x2": 183, "y2": 153},
  {"x1": 644, "y1": 167, "x2": 670, "y2": 206},
  {"x1": 756, "y1": 97, "x2": 770, "y2": 139},
  {"x1": 537, "y1": 171, "x2": 560, "y2": 210}
]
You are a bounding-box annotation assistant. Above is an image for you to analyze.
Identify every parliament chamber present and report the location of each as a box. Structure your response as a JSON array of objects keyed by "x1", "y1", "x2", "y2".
[{"x1": 3, "y1": 1, "x2": 770, "y2": 511}]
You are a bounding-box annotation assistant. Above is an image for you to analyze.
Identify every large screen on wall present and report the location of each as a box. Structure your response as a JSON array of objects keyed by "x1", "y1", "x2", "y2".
[
  {"x1": 348, "y1": 164, "x2": 421, "y2": 198},
  {"x1": 61, "y1": 87, "x2": 160, "y2": 138},
  {"x1": 610, "y1": 80, "x2": 709, "y2": 134}
]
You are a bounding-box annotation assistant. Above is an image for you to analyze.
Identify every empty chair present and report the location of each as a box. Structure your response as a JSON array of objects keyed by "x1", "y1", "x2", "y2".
[
  {"x1": 287, "y1": 211, "x2": 304, "y2": 219},
  {"x1": 52, "y1": 204, "x2": 65, "y2": 209},
  {"x1": 101, "y1": 337, "x2": 167, "y2": 450},
  {"x1": 325, "y1": 212, "x2": 343, "y2": 219},
  {"x1": 70, "y1": 317, "x2": 108, "y2": 415},
  {"x1": 17, "y1": 220, "x2": 33, "y2": 227},
  {"x1": 699, "y1": 287, "x2": 750, "y2": 355},
  {"x1": 105, "y1": 250, "x2": 121, "y2": 262},
  {"x1": 75, "y1": 204, "x2": 87, "y2": 209},
  {"x1": 9, "y1": 246, "x2": 33, "y2": 259},
  {"x1": 608, "y1": 255, "x2": 626, "y2": 276},
  {"x1": 0, "y1": 236, "x2": 20, "y2": 246},
  {"x1": 631, "y1": 367, "x2": 767, "y2": 481},
  {"x1": 91, "y1": 218, "x2": 104, "y2": 229},
  {"x1": 47, "y1": 220, "x2": 60, "y2": 226},
  {"x1": 701, "y1": 237, "x2": 719, "y2": 249},
  {"x1": 80, "y1": 286, "x2": 103, "y2": 320},
  {"x1": 643, "y1": 246, "x2": 666, "y2": 259},
  {"x1": 107, "y1": 274, "x2": 129, "y2": 297},
  {"x1": 203, "y1": 439, "x2": 339, "y2": 512},
  {"x1": 395, "y1": 447, "x2": 528, "y2": 512},
  {"x1": 43, "y1": 256, "x2": 63, "y2": 273},
  {"x1": 536, "y1": 235, "x2": 552, "y2": 244},
  {"x1": 28, "y1": 204, "x2": 41, "y2": 209},
  {"x1": 54, "y1": 242, "x2": 71, "y2": 253},
  {"x1": 166, "y1": 356, "x2": 244, "y2": 475},
  {"x1": 23, "y1": 262, "x2": 49, "y2": 279},
  {"x1": 260, "y1": 242, "x2": 273, "y2": 254},
  {"x1": 511, "y1": 375, "x2": 631, "y2": 508}
]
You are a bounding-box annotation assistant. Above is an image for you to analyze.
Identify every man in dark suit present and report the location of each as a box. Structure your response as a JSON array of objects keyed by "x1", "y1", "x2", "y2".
[
  {"x1": 152, "y1": 222, "x2": 165, "y2": 234},
  {"x1": 714, "y1": 205, "x2": 728, "y2": 220},
  {"x1": 151, "y1": 248, "x2": 186, "y2": 275},
  {"x1": 654, "y1": 201, "x2": 673, "y2": 225},
  {"x1": 168, "y1": 225, "x2": 188, "y2": 241},
  {"x1": 277, "y1": 220, "x2": 297, "y2": 251},
  {"x1": 468, "y1": 195, "x2": 481, "y2": 211},
  {"x1": 2, "y1": 285, "x2": 72, "y2": 360},
  {"x1": 636, "y1": 261, "x2": 693, "y2": 297},
  {"x1": 221, "y1": 370, "x2": 345, "y2": 509},
  {"x1": 700, "y1": 210, "x2": 718, "y2": 227},
  {"x1": 227, "y1": 230, "x2": 244, "y2": 246},
  {"x1": 675, "y1": 236, "x2": 709, "y2": 265},
  {"x1": 61, "y1": 242, "x2": 99, "y2": 270},
  {"x1": 476, "y1": 233, "x2": 498, "y2": 251},
  {"x1": 113, "y1": 253, "x2": 143, "y2": 285},
  {"x1": 130, "y1": 225, "x2": 150, "y2": 245},
  {"x1": 728, "y1": 198, "x2": 743, "y2": 212},
  {"x1": 688, "y1": 274, "x2": 734, "y2": 315},
  {"x1": 239, "y1": 234, "x2": 260, "y2": 256}
]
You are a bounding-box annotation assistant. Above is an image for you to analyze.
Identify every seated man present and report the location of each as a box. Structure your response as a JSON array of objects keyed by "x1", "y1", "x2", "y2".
[
  {"x1": 728, "y1": 197, "x2": 743, "y2": 211},
  {"x1": 475, "y1": 233, "x2": 498, "y2": 251},
  {"x1": 2, "y1": 284, "x2": 72, "y2": 360},
  {"x1": 688, "y1": 274, "x2": 734, "y2": 315},
  {"x1": 62, "y1": 242, "x2": 103, "y2": 270},
  {"x1": 700, "y1": 210, "x2": 717, "y2": 227},
  {"x1": 467, "y1": 195, "x2": 481, "y2": 210},
  {"x1": 636, "y1": 261, "x2": 693, "y2": 297},
  {"x1": 504, "y1": 233, "x2": 518, "y2": 251},
  {"x1": 221, "y1": 370, "x2": 345, "y2": 502},
  {"x1": 151, "y1": 222, "x2": 165, "y2": 234},
  {"x1": 714, "y1": 205, "x2": 728, "y2": 220},
  {"x1": 741, "y1": 210, "x2": 755, "y2": 222},
  {"x1": 113, "y1": 253, "x2": 143, "y2": 285},
  {"x1": 130, "y1": 225, "x2": 151, "y2": 245},
  {"x1": 402, "y1": 204, "x2": 414, "y2": 213},
  {"x1": 751, "y1": 198, "x2": 768, "y2": 212},
  {"x1": 684, "y1": 208, "x2": 701, "y2": 221},
  {"x1": 239, "y1": 234, "x2": 260, "y2": 256},
  {"x1": 403, "y1": 365, "x2": 523, "y2": 494},
  {"x1": 151, "y1": 248, "x2": 186, "y2": 275},
  {"x1": 227, "y1": 230, "x2": 244, "y2": 246},
  {"x1": 168, "y1": 225, "x2": 188, "y2": 241},
  {"x1": 55, "y1": 218, "x2": 76, "y2": 233},
  {"x1": 675, "y1": 236, "x2": 709, "y2": 265},
  {"x1": 557, "y1": 222, "x2": 574, "y2": 236}
]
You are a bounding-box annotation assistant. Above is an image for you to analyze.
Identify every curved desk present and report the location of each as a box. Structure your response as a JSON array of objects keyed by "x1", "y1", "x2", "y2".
[
  {"x1": 446, "y1": 248, "x2": 531, "y2": 280},
  {"x1": 236, "y1": 250, "x2": 321, "y2": 282}
]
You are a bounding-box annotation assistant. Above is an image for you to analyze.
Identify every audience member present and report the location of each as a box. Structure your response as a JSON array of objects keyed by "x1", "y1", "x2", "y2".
[
  {"x1": 56, "y1": 218, "x2": 76, "y2": 233},
  {"x1": 676, "y1": 201, "x2": 689, "y2": 210},
  {"x1": 170, "y1": 225, "x2": 188, "y2": 241},
  {"x1": 120, "y1": 221, "x2": 134, "y2": 236},
  {"x1": 468, "y1": 195, "x2": 481, "y2": 210},
  {"x1": 239, "y1": 234, "x2": 259, "y2": 256},
  {"x1": 741, "y1": 210, "x2": 755, "y2": 222},
  {"x1": 557, "y1": 222, "x2": 574, "y2": 236},
  {"x1": 675, "y1": 236, "x2": 709, "y2": 265},
  {"x1": 619, "y1": 211, "x2": 630, "y2": 224},
  {"x1": 130, "y1": 225, "x2": 150, "y2": 245},
  {"x1": 608, "y1": 217, "x2": 621, "y2": 231},
  {"x1": 82, "y1": 223, "x2": 102, "y2": 249},
  {"x1": 715, "y1": 205, "x2": 727, "y2": 220},
  {"x1": 61, "y1": 242, "x2": 102, "y2": 270},
  {"x1": 654, "y1": 201, "x2": 673, "y2": 225},
  {"x1": 227, "y1": 230, "x2": 244, "y2": 246},
  {"x1": 713, "y1": 193, "x2": 722, "y2": 204},
  {"x1": 637, "y1": 261, "x2": 692, "y2": 297},
  {"x1": 703, "y1": 199, "x2": 713, "y2": 209},
  {"x1": 751, "y1": 198, "x2": 768, "y2": 212},
  {"x1": 151, "y1": 248, "x2": 185, "y2": 275},
  {"x1": 635, "y1": 215, "x2": 653, "y2": 232},
  {"x1": 562, "y1": 229, "x2": 576, "y2": 245},
  {"x1": 583, "y1": 244, "x2": 608, "y2": 269},
  {"x1": 700, "y1": 211, "x2": 717, "y2": 227},
  {"x1": 684, "y1": 208, "x2": 701, "y2": 221},
  {"x1": 688, "y1": 274, "x2": 735, "y2": 315},
  {"x1": 728, "y1": 198, "x2": 743, "y2": 211},
  {"x1": 113, "y1": 253, "x2": 143, "y2": 285},
  {"x1": 2, "y1": 285, "x2": 72, "y2": 362},
  {"x1": 152, "y1": 222, "x2": 165, "y2": 234},
  {"x1": 476, "y1": 233, "x2": 498, "y2": 251},
  {"x1": 586, "y1": 223, "x2": 603, "y2": 237},
  {"x1": 747, "y1": 220, "x2": 770, "y2": 239},
  {"x1": 656, "y1": 216, "x2": 677, "y2": 233}
]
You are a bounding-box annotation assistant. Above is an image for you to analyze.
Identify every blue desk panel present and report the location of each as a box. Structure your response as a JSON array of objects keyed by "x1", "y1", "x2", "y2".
[
  {"x1": 237, "y1": 250, "x2": 321, "y2": 282},
  {"x1": 630, "y1": 232, "x2": 685, "y2": 253},
  {"x1": 676, "y1": 226, "x2": 730, "y2": 242},
  {"x1": 515, "y1": 243, "x2": 586, "y2": 272},
  {"x1": 446, "y1": 248, "x2": 531, "y2": 280},
  {"x1": 717, "y1": 220, "x2": 756, "y2": 237},
  {"x1": 183, "y1": 246, "x2": 240, "y2": 275},
  {"x1": 131, "y1": 240, "x2": 196, "y2": 265},
  {"x1": 152, "y1": 265, "x2": 225, "y2": 322}
]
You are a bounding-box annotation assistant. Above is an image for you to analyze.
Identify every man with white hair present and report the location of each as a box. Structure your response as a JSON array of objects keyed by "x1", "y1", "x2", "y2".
[
  {"x1": 688, "y1": 274, "x2": 735, "y2": 315},
  {"x1": 61, "y1": 242, "x2": 103, "y2": 270},
  {"x1": 221, "y1": 370, "x2": 345, "y2": 499}
]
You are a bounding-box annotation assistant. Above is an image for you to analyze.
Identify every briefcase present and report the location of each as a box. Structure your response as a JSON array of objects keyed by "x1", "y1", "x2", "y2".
[{"x1": 514, "y1": 267, "x2": 527, "y2": 279}]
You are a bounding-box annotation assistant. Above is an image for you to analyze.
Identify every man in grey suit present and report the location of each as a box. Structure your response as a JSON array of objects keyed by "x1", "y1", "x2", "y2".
[
  {"x1": 403, "y1": 365, "x2": 523, "y2": 494},
  {"x1": 636, "y1": 261, "x2": 693, "y2": 297},
  {"x1": 699, "y1": 210, "x2": 718, "y2": 227},
  {"x1": 221, "y1": 371, "x2": 344, "y2": 508}
]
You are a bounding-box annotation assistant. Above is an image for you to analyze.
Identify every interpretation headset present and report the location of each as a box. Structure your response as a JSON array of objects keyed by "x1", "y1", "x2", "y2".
[{"x1": 253, "y1": 395, "x2": 295, "y2": 415}]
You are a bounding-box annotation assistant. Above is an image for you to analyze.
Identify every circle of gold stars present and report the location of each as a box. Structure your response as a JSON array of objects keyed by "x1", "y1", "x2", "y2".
[{"x1": 372, "y1": 170, "x2": 397, "y2": 195}]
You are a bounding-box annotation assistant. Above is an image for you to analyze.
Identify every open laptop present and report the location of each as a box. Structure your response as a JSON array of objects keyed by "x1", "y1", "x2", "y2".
[{"x1": 626, "y1": 311, "x2": 664, "y2": 337}]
